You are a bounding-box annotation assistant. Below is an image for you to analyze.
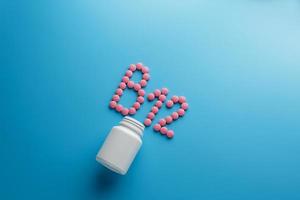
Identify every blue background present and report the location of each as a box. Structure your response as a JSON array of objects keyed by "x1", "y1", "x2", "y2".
[{"x1": 1, "y1": 1, "x2": 300, "y2": 200}]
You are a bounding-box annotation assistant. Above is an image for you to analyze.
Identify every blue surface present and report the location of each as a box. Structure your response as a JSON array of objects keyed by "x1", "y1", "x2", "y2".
[{"x1": 1, "y1": 1, "x2": 300, "y2": 199}]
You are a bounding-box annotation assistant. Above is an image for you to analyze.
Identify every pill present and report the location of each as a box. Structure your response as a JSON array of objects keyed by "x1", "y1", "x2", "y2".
[
  {"x1": 136, "y1": 63, "x2": 143, "y2": 70},
  {"x1": 165, "y1": 116, "x2": 173, "y2": 124},
  {"x1": 147, "y1": 93, "x2": 155, "y2": 101},
  {"x1": 171, "y1": 96, "x2": 179, "y2": 103},
  {"x1": 154, "y1": 89, "x2": 161, "y2": 97},
  {"x1": 122, "y1": 76, "x2": 130, "y2": 83},
  {"x1": 125, "y1": 70, "x2": 133, "y2": 77},
  {"x1": 129, "y1": 107, "x2": 136, "y2": 115},
  {"x1": 151, "y1": 106, "x2": 159, "y2": 114},
  {"x1": 166, "y1": 100, "x2": 173, "y2": 108},
  {"x1": 109, "y1": 101, "x2": 117, "y2": 109},
  {"x1": 159, "y1": 95, "x2": 166, "y2": 102},
  {"x1": 160, "y1": 127, "x2": 168, "y2": 135},
  {"x1": 116, "y1": 88, "x2": 123, "y2": 96},
  {"x1": 142, "y1": 73, "x2": 150, "y2": 80},
  {"x1": 147, "y1": 112, "x2": 155, "y2": 120},
  {"x1": 119, "y1": 82, "x2": 126, "y2": 89},
  {"x1": 144, "y1": 118, "x2": 152, "y2": 126},
  {"x1": 129, "y1": 64, "x2": 136, "y2": 71},
  {"x1": 134, "y1": 83, "x2": 141, "y2": 91},
  {"x1": 116, "y1": 104, "x2": 123, "y2": 112},
  {"x1": 181, "y1": 103, "x2": 189, "y2": 110},
  {"x1": 127, "y1": 80, "x2": 134, "y2": 88},
  {"x1": 138, "y1": 89, "x2": 145, "y2": 96},
  {"x1": 177, "y1": 108, "x2": 185, "y2": 116},
  {"x1": 122, "y1": 108, "x2": 129, "y2": 116},
  {"x1": 112, "y1": 95, "x2": 120, "y2": 102},
  {"x1": 140, "y1": 79, "x2": 147, "y2": 87},
  {"x1": 153, "y1": 124, "x2": 161, "y2": 132},
  {"x1": 142, "y1": 66, "x2": 149, "y2": 73},
  {"x1": 171, "y1": 112, "x2": 179, "y2": 120},
  {"x1": 155, "y1": 100, "x2": 163, "y2": 108},
  {"x1": 161, "y1": 87, "x2": 168, "y2": 95},
  {"x1": 179, "y1": 96, "x2": 186, "y2": 103},
  {"x1": 133, "y1": 102, "x2": 140, "y2": 109},
  {"x1": 137, "y1": 96, "x2": 144, "y2": 104},
  {"x1": 166, "y1": 130, "x2": 174, "y2": 138},
  {"x1": 159, "y1": 119, "x2": 166, "y2": 126}
]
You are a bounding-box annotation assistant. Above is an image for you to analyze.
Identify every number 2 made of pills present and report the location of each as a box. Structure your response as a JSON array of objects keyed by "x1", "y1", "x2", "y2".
[{"x1": 108, "y1": 63, "x2": 188, "y2": 139}]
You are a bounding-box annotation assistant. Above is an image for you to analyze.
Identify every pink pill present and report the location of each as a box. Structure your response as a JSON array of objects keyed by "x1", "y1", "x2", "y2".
[
  {"x1": 134, "y1": 83, "x2": 141, "y2": 91},
  {"x1": 167, "y1": 130, "x2": 174, "y2": 138},
  {"x1": 116, "y1": 104, "x2": 123, "y2": 112},
  {"x1": 155, "y1": 100, "x2": 163, "y2": 108},
  {"x1": 159, "y1": 119, "x2": 166, "y2": 126},
  {"x1": 166, "y1": 100, "x2": 173, "y2": 108},
  {"x1": 133, "y1": 102, "x2": 140, "y2": 109},
  {"x1": 129, "y1": 64, "x2": 136, "y2": 71},
  {"x1": 112, "y1": 95, "x2": 120, "y2": 102},
  {"x1": 125, "y1": 70, "x2": 133, "y2": 77},
  {"x1": 142, "y1": 66, "x2": 149, "y2": 73},
  {"x1": 144, "y1": 118, "x2": 152, "y2": 126},
  {"x1": 119, "y1": 82, "x2": 126, "y2": 89},
  {"x1": 151, "y1": 106, "x2": 159, "y2": 114},
  {"x1": 171, "y1": 112, "x2": 179, "y2": 120},
  {"x1": 137, "y1": 96, "x2": 144, "y2": 104},
  {"x1": 153, "y1": 124, "x2": 161, "y2": 132},
  {"x1": 109, "y1": 101, "x2": 117, "y2": 109},
  {"x1": 122, "y1": 108, "x2": 129, "y2": 116},
  {"x1": 179, "y1": 96, "x2": 186, "y2": 103},
  {"x1": 142, "y1": 73, "x2": 150, "y2": 81},
  {"x1": 160, "y1": 127, "x2": 168, "y2": 135},
  {"x1": 129, "y1": 107, "x2": 136, "y2": 115},
  {"x1": 181, "y1": 103, "x2": 189, "y2": 110},
  {"x1": 154, "y1": 89, "x2": 161, "y2": 97},
  {"x1": 138, "y1": 89, "x2": 145, "y2": 96},
  {"x1": 159, "y1": 94, "x2": 166, "y2": 102},
  {"x1": 116, "y1": 88, "x2": 123, "y2": 96},
  {"x1": 147, "y1": 93, "x2": 155, "y2": 101},
  {"x1": 127, "y1": 80, "x2": 134, "y2": 88},
  {"x1": 140, "y1": 79, "x2": 147, "y2": 87},
  {"x1": 177, "y1": 108, "x2": 185, "y2": 116},
  {"x1": 171, "y1": 96, "x2": 179, "y2": 103},
  {"x1": 147, "y1": 112, "x2": 155, "y2": 120},
  {"x1": 165, "y1": 116, "x2": 173, "y2": 124},
  {"x1": 122, "y1": 76, "x2": 130, "y2": 83},
  {"x1": 161, "y1": 87, "x2": 169, "y2": 95},
  {"x1": 136, "y1": 63, "x2": 143, "y2": 70}
]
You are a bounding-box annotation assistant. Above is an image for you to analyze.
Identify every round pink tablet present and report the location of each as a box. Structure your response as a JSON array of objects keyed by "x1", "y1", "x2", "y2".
[
  {"x1": 137, "y1": 96, "x2": 144, "y2": 104},
  {"x1": 179, "y1": 96, "x2": 186, "y2": 103},
  {"x1": 147, "y1": 93, "x2": 155, "y2": 101},
  {"x1": 127, "y1": 80, "x2": 134, "y2": 88},
  {"x1": 136, "y1": 63, "x2": 143, "y2": 70},
  {"x1": 159, "y1": 94, "x2": 166, "y2": 102},
  {"x1": 125, "y1": 70, "x2": 133, "y2": 77},
  {"x1": 122, "y1": 76, "x2": 130, "y2": 83},
  {"x1": 112, "y1": 95, "x2": 120, "y2": 102},
  {"x1": 116, "y1": 88, "x2": 123, "y2": 96},
  {"x1": 129, "y1": 64, "x2": 136, "y2": 71},
  {"x1": 160, "y1": 127, "x2": 168, "y2": 135},
  {"x1": 155, "y1": 100, "x2": 163, "y2": 108},
  {"x1": 166, "y1": 100, "x2": 173, "y2": 108},
  {"x1": 129, "y1": 107, "x2": 136, "y2": 115},
  {"x1": 154, "y1": 89, "x2": 161, "y2": 97},
  {"x1": 140, "y1": 79, "x2": 147, "y2": 87},
  {"x1": 159, "y1": 119, "x2": 166, "y2": 126},
  {"x1": 122, "y1": 108, "x2": 129, "y2": 116},
  {"x1": 153, "y1": 124, "x2": 161, "y2": 132},
  {"x1": 165, "y1": 116, "x2": 173, "y2": 124},
  {"x1": 142, "y1": 73, "x2": 150, "y2": 81},
  {"x1": 133, "y1": 102, "x2": 140, "y2": 109},
  {"x1": 171, "y1": 95, "x2": 179, "y2": 103},
  {"x1": 177, "y1": 108, "x2": 185, "y2": 116},
  {"x1": 109, "y1": 101, "x2": 117, "y2": 109},
  {"x1": 161, "y1": 87, "x2": 168, "y2": 95},
  {"x1": 134, "y1": 83, "x2": 141, "y2": 91},
  {"x1": 116, "y1": 104, "x2": 123, "y2": 112},
  {"x1": 181, "y1": 103, "x2": 188, "y2": 110},
  {"x1": 119, "y1": 82, "x2": 126, "y2": 89},
  {"x1": 166, "y1": 130, "x2": 174, "y2": 138},
  {"x1": 138, "y1": 89, "x2": 145, "y2": 96},
  {"x1": 147, "y1": 112, "x2": 155, "y2": 120},
  {"x1": 171, "y1": 112, "x2": 179, "y2": 120},
  {"x1": 144, "y1": 118, "x2": 152, "y2": 126},
  {"x1": 151, "y1": 106, "x2": 159, "y2": 114},
  {"x1": 142, "y1": 66, "x2": 149, "y2": 73}
]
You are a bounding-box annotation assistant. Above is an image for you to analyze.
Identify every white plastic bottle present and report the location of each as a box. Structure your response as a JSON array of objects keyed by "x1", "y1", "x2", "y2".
[{"x1": 96, "y1": 116, "x2": 144, "y2": 175}]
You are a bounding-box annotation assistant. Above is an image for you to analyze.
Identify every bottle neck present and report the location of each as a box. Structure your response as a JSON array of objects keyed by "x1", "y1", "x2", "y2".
[{"x1": 119, "y1": 117, "x2": 144, "y2": 137}]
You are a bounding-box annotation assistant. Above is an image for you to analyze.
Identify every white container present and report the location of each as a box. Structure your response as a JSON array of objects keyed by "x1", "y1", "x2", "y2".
[{"x1": 96, "y1": 116, "x2": 144, "y2": 175}]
